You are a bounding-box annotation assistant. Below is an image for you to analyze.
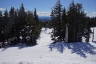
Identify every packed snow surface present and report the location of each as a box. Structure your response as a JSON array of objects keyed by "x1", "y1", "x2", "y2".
[{"x1": 0, "y1": 28, "x2": 96, "y2": 64}]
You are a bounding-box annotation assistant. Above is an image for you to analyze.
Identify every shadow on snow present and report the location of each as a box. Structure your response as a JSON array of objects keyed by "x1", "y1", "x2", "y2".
[
  {"x1": 49, "y1": 42, "x2": 96, "y2": 58},
  {"x1": 0, "y1": 43, "x2": 37, "y2": 52}
]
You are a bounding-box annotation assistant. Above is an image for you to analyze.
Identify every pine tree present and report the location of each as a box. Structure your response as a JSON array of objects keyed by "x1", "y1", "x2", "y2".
[
  {"x1": 0, "y1": 11, "x2": 2, "y2": 17},
  {"x1": 67, "y1": 2, "x2": 90, "y2": 42},
  {"x1": 51, "y1": 0, "x2": 60, "y2": 41},
  {"x1": 18, "y1": 3, "x2": 26, "y2": 29},
  {"x1": 0, "y1": 11, "x2": 3, "y2": 41},
  {"x1": 34, "y1": 8, "x2": 39, "y2": 23},
  {"x1": 51, "y1": 0, "x2": 66, "y2": 42},
  {"x1": 26, "y1": 11, "x2": 34, "y2": 25},
  {"x1": 51, "y1": 0, "x2": 91, "y2": 43},
  {"x1": 61, "y1": 8, "x2": 68, "y2": 42},
  {"x1": 3, "y1": 9, "x2": 9, "y2": 40},
  {"x1": 84, "y1": 17, "x2": 91, "y2": 42},
  {"x1": 0, "y1": 3, "x2": 42, "y2": 47},
  {"x1": 8, "y1": 7, "x2": 16, "y2": 37}
]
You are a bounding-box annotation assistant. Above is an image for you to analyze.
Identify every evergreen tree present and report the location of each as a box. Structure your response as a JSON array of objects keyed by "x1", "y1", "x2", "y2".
[
  {"x1": 8, "y1": 7, "x2": 16, "y2": 37},
  {"x1": 51, "y1": 0, "x2": 91, "y2": 43},
  {"x1": 0, "y1": 11, "x2": 2, "y2": 17},
  {"x1": 67, "y1": 2, "x2": 91, "y2": 42},
  {"x1": 0, "y1": 11, "x2": 3, "y2": 41},
  {"x1": 34, "y1": 8, "x2": 39, "y2": 22},
  {"x1": 51, "y1": 0, "x2": 64, "y2": 42},
  {"x1": 3, "y1": 9, "x2": 9, "y2": 40},
  {"x1": 67, "y1": 2, "x2": 83, "y2": 42},
  {"x1": 18, "y1": 3, "x2": 26, "y2": 29},
  {"x1": 26, "y1": 11, "x2": 34, "y2": 25},
  {"x1": 62, "y1": 8, "x2": 68, "y2": 42}
]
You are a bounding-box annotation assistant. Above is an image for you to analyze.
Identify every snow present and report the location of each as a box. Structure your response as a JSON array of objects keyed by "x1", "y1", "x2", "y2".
[
  {"x1": 0, "y1": 28, "x2": 96, "y2": 64},
  {"x1": 37, "y1": 28, "x2": 53, "y2": 46}
]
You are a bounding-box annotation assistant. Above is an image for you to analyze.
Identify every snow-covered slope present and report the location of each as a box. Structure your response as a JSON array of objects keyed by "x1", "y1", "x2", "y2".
[
  {"x1": 37, "y1": 28, "x2": 53, "y2": 46},
  {"x1": 0, "y1": 28, "x2": 96, "y2": 64}
]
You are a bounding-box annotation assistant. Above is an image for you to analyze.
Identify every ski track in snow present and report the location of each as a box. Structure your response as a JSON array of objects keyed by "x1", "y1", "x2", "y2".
[{"x1": 0, "y1": 28, "x2": 96, "y2": 64}]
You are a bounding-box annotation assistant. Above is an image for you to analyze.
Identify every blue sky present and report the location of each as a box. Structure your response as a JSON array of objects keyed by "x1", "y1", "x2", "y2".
[{"x1": 0, "y1": 0, "x2": 96, "y2": 17}]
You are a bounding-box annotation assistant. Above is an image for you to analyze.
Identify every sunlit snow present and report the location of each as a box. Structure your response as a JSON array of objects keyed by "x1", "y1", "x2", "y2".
[{"x1": 0, "y1": 28, "x2": 96, "y2": 64}]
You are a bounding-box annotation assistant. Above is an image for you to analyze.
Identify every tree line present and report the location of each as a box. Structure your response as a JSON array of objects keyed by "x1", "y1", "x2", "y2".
[
  {"x1": 0, "y1": 0, "x2": 96, "y2": 48},
  {"x1": 0, "y1": 4, "x2": 42, "y2": 48},
  {"x1": 50, "y1": 0, "x2": 96, "y2": 43}
]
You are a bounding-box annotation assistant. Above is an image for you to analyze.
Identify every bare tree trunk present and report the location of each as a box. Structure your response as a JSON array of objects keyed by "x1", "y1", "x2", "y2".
[
  {"x1": 92, "y1": 28, "x2": 94, "y2": 42},
  {"x1": 65, "y1": 24, "x2": 68, "y2": 42}
]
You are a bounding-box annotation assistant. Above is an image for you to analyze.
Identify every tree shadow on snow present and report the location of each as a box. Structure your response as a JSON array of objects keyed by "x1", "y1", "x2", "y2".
[
  {"x1": 0, "y1": 43, "x2": 37, "y2": 52},
  {"x1": 49, "y1": 42, "x2": 96, "y2": 58}
]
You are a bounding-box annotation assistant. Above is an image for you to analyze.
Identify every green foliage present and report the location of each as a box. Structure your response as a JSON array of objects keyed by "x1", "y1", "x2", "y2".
[
  {"x1": 50, "y1": 0, "x2": 92, "y2": 43},
  {"x1": 0, "y1": 4, "x2": 42, "y2": 47}
]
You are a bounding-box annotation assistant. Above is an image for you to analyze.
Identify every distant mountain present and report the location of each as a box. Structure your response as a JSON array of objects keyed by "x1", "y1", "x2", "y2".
[{"x1": 39, "y1": 16, "x2": 51, "y2": 22}]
